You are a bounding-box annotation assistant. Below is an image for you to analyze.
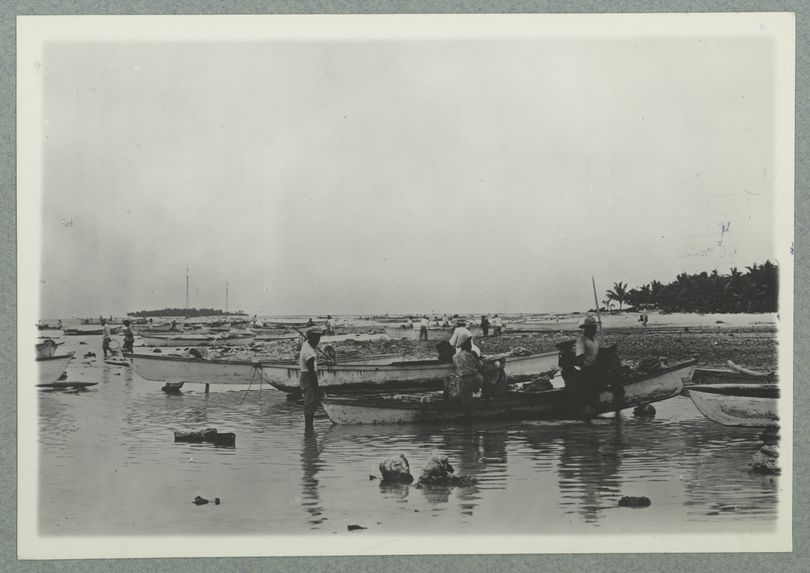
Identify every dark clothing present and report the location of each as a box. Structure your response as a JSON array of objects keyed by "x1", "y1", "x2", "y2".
[
  {"x1": 419, "y1": 326, "x2": 429, "y2": 340},
  {"x1": 458, "y1": 372, "x2": 484, "y2": 416},
  {"x1": 493, "y1": 326, "x2": 502, "y2": 336},
  {"x1": 299, "y1": 372, "x2": 319, "y2": 416},
  {"x1": 481, "y1": 318, "x2": 490, "y2": 337}
]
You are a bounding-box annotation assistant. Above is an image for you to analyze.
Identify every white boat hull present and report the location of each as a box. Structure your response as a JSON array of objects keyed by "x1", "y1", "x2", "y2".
[
  {"x1": 685, "y1": 384, "x2": 779, "y2": 427},
  {"x1": 140, "y1": 334, "x2": 255, "y2": 347},
  {"x1": 37, "y1": 352, "x2": 75, "y2": 385},
  {"x1": 126, "y1": 349, "x2": 558, "y2": 392}
]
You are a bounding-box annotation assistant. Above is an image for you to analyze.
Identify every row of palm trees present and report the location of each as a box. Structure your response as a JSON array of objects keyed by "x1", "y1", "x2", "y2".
[{"x1": 602, "y1": 260, "x2": 778, "y2": 313}]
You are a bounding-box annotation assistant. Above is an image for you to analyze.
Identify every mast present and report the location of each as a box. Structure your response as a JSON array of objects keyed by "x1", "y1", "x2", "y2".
[
  {"x1": 185, "y1": 266, "x2": 189, "y2": 314},
  {"x1": 225, "y1": 280, "x2": 229, "y2": 315}
]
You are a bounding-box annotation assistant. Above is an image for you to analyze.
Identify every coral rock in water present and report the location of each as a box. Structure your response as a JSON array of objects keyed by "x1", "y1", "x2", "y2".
[
  {"x1": 618, "y1": 496, "x2": 651, "y2": 508},
  {"x1": 750, "y1": 445, "x2": 780, "y2": 475},
  {"x1": 379, "y1": 454, "x2": 414, "y2": 484},
  {"x1": 633, "y1": 404, "x2": 656, "y2": 418}
]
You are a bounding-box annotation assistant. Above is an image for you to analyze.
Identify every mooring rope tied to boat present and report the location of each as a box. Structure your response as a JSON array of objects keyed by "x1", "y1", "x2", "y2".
[{"x1": 240, "y1": 363, "x2": 263, "y2": 404}]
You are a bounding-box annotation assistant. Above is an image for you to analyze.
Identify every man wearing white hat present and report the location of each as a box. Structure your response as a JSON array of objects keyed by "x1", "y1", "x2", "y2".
[
  {"x1": 575, "y1": 315, "x2": 600, "y2": 370},
  {"x1": 299, "y1": 327, "x2": 322, "y2": 433},
  {"x1": 449, "y1": 318, "x2": 481, "y2": 357},
  {"x1": 574, "y1": 315, "x2": 601, "y2": 416}
]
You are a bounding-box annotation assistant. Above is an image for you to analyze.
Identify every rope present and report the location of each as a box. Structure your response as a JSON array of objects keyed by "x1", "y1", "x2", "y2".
[{"x1": 239, "y1": 363, "x2": 261, "y2": 404}]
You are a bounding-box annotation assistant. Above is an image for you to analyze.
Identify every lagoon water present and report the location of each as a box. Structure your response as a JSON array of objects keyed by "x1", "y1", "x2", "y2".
[{"x1": 37, "y1": 333, "x2": 780, "y2": 537}]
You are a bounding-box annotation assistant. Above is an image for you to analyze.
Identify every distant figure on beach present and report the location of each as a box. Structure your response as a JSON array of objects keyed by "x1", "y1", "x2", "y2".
[
  {"x1": 480, "y1": 315, "x2": 490, "y2": 337},
  {"x1": 299, "y1": 327, "x2": 322, "y2": 433},
  {"x1": 57, "y1": 319, "x2": 63, "y2": 329},
  {"x1": 492, "y1": 314, "x2": 503, "y2": 336},
  {"x1": 325, "y1": 315, "x2": 334, "y2": 336},
  {"x1": 101, "y1": 319, "x2": 112, "y2": 358},
  {"x1": 441, "y1": 314, "x2": 449, "y2": 327},
  {"x1": 306, "y1": 317, "x2": 314, "y2": 328},
  {"x1": 452, "y1": 333, "x2": 484, "y2": 417},
  {"x1": 170, "y1": 319, "x2": 177, "y2": 331},
  {"x1": 406, "y1": 316, "x2": 414, "y2": 329},
  {"x1": 642, "y1": 311, "x2": 649, "y2": 326},
  {"x1": 419, "y1": 315, "x2": 430, "y2": 340},
  {"x1": 121, "y1": 320, "x2": 134, "y2": 354}
]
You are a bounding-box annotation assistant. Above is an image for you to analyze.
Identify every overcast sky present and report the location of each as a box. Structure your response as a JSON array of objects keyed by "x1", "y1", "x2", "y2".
[{"x1": 36, "y1": 30, "x2": 783, "y2": 317}]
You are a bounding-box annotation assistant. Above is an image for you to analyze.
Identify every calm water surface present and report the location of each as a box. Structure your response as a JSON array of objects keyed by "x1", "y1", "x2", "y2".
[{"x1": 38, "y1": 335, "x2": 780, "y2": 535}]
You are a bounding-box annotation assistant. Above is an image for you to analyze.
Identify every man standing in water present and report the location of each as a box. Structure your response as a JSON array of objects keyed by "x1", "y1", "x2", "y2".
[
  {"x1": 101, "y1": 318, "x2": 112, "y2": 358},
  {"x1": 299, "y1": 327, "x2": 322, "y2": 433},
  {"x1": 574, "y1": 315, "x2": 601, "y2": 417}
]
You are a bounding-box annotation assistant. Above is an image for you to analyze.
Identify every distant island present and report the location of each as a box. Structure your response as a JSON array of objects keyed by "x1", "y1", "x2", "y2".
[{"x1": 127, "y1": 308, "x2": 248, "y2": 318}]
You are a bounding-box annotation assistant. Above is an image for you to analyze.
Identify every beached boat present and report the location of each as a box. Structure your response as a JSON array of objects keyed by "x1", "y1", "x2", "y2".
[
  {"x1": 683, "y1": 384, "x2": 779, "y2": 427},
  {"x1": 36, "y1": 321, "x2": 62, "y2": 331},
  {"x1": 63, "y1": 326, "x2": 121, "y2": 336},
  {"x1": 35, "y1": 338, "x2": 64, "y2": 359},
  {"x1": 37, "y1": 352, "x2": 75, "y2": 385},
  {"x1": 126, "y1": 349, "x2": 559, "y2": 392},
  {"x1": 321, "y1": 358, "x2": 696, "y2": 424},
  {"x1": 690, "y1": 362, "x2": 777, "y2": 386},
  {"x1": 139, "y1": 333, "x2": 255, "y2": 347}
]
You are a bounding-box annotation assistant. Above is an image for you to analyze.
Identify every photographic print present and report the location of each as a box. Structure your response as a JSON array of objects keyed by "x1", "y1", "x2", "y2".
[{"x1": 16, "y1": 13, "x2": 794, "y2": 558}]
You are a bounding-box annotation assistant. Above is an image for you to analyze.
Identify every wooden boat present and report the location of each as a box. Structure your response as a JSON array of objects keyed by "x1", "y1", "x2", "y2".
[
  {"x1": 690, "y1": 361, "x2": 777, "y2": 386},
  {"x1": 139, "y1": 333, "x2": 255, "y2": 347},
  {"x1": 37, "y1": 352, "x2": 75, "y2": 385},
  {"x1": 321, "y1": 358, "x2": 696, "y2": 424},
  {"x1": 683, "y1": 384, "x2": 779, "y2": 427},
  {"x1": 63, "y1": 326, "x2": 121, "y2": 336},
  {"x1": 135, "y1": 322, "x2": 182, "y2": 333},
  {"x1": 125, "y1": 349, "x2": 559, "y2": 392},
  {"x1": 36, "y1": 321, "x2": 62, "y2": 330},
  {"x1": 35, "y1": 338, "x2": 63, "y2": 359},
  {"x1": 37, "y1": 381, "x2": 98, "y2": 389}
]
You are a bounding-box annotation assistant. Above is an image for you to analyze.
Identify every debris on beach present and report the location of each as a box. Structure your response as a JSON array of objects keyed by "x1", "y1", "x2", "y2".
[
  {"x1": 347, "y1": 524, "x2": 367, "y2": 531},
  {"x1": 618, "y1": 496, "x2": 651, "y2": 508},
  {"x1": 379, "y1": 454, "x2": 413, "y2": 484},
  {"x1": 193, "y1": 495, "x2": 209, "y2": 505},
  {"x1": 174, "y1": 428, "x2": 236, "y2": 447}
]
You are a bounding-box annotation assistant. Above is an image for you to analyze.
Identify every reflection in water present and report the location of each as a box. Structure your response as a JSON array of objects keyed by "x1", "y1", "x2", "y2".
[
  {"x1": 556, "y1": 419, "x2": 623, "y2": 524},
  {"x1": 300, "y1": 433, "x2": 326, "y2": 528}
]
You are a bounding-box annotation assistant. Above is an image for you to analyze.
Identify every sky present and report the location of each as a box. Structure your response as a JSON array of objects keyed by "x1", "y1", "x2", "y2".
[{"x1": 34, "y1": 26, "x2": 786, "y2": 317}]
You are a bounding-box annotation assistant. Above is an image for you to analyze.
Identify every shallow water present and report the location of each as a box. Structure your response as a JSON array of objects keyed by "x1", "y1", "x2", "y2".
[{"x1": 37, "y1": 334, "x2": 780, "y2": 536}]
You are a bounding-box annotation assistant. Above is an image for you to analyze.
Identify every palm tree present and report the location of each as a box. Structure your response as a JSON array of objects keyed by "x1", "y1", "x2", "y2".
[{"x1": 605, "y1": 281, "x2": 629, "y2": 311}]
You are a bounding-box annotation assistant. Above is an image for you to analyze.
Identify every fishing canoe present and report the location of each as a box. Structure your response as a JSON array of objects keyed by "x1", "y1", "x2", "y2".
[
  {"x1": 37, "y1": 381, "x2": 98, "y2": 389},
  {"x1": 321, "y1": 358, "x2": 696, "y2": 424},
  {"x1": 35, "y1": 338, "x2": 63, "y2": 359},
  {"x1": 140, "y1": 333, "x2": 255, "y2": 347},
  {"x1": 37, "y1": 352, "x2": 75, "y2": 385},
  {"x1": 683, "y1": 384, "x2": 779, "y2": 427},
  {"x1": 125, "y1": 350, "x2": 558, "y2": 392},
  {"x1": 690, "y1": 367, "x2": 778, "y2": 386},
  {"x1": 63, "y1": 326, "x2": 121, "y2": 336}
]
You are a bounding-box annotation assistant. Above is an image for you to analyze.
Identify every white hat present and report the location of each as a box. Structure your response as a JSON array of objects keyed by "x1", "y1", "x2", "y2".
[{"x1": 454, "y1": 331, "x2": 471, "y2": 346}]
